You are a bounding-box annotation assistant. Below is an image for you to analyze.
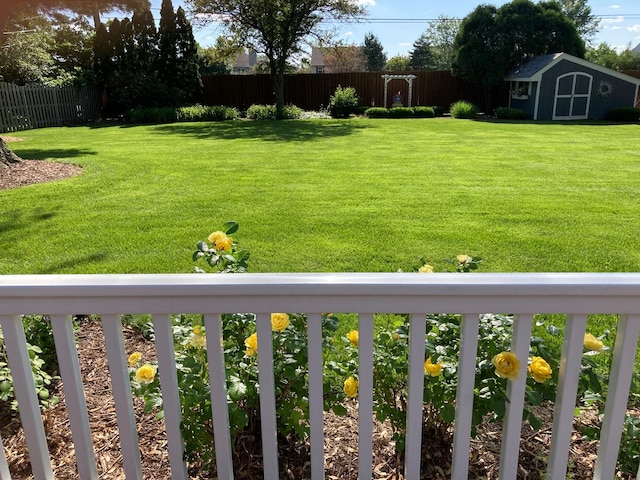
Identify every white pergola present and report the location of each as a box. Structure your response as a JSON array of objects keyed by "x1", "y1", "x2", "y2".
[{"x1": 382, "y1": 74, "x2": 417, "y2": 108}]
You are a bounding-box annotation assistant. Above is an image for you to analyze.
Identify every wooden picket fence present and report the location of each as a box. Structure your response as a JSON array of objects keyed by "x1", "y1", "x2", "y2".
[{"x1": 0, "y1": 82, "x2": 102, "y2": 133}]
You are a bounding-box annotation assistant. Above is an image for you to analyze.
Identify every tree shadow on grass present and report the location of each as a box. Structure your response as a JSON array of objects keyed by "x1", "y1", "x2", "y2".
[
  {"x1": 0, "y1": 208, "x2": 60, "y2": 235},
  {"x1": 10, "y1": 148, "x2": 97, "y2": 161},
  {"x1": 40, "y1": 252, "x2": 108, "y2": 274},
  {"x1": 151, "y1": 119, "x2": 368, "y2": 142}
]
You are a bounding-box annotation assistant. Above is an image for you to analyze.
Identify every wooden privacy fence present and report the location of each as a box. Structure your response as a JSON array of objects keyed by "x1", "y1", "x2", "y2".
[
  {"x1": 0, "y1": 82, "x2": 102, "y2": 133},
  {"x1": 203, "y1": 71, "x2": 491, "y2": 112}
]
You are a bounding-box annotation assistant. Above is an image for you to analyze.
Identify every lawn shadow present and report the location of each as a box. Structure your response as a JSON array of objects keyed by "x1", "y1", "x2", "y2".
[
  {"x1": 11, "y1": 148, "x2": 97, "y2": 160},
  {"x1": 477, "y1": 118, "x2": 639, "y2": 127},
  {"x1": 0, "y1": 208, "x2": 60, "y2": 235},
  {"x1": 151, "y1": 119, "x2": 368, "y2": 142},
  {"x1": 41, "y1": 252, "x2": 108, "y2": 274}
]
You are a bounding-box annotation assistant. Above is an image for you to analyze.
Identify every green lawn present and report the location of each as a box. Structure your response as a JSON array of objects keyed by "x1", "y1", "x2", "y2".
[{"x1": 2, "y1": 118, "x2": 640, "y2": 274}]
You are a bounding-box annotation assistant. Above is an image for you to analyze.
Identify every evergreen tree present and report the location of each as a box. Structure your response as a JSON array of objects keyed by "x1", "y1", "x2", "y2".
[
  {"x1": 362, "y1": 32, "x2": 386, "y2": 72},
  {"x1": 175, "y1": 6, "x2": 203, "y2": 104},
  {"x1": 158, "y1": 0, "x2": 178, "y2": 92},
  {"x1": 410, "y1": 34, "x2": 436, "y2": 70}
]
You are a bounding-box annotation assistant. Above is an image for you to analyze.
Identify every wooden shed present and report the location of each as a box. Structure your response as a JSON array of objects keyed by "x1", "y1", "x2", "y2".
[{"x1": 504, "y1": 52, "x2": 640, "y2": 120}]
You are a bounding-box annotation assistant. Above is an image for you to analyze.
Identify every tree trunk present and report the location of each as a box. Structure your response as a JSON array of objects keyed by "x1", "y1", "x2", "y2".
[{"x1": 0, "y1": 137, "x2": 22, "y2": 168}]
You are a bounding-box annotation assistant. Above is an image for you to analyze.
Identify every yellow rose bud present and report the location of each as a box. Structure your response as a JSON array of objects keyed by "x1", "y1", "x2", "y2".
[
  {"x1": 271, "y1": 313, "x2": 290, "y2": 332},
  {"x1": 344, "y1": 376, "x2": 358, "y2": 398},
  {"x1": 215, "y1": 236, "x2": 233, "y2": 252},
  {"x1": 135, "y1": 364, "x2": 156, "y2": 383},
  {"x1": 584, "y1": 333, "x2": 604, "y2": 352},
  {"x1": 193, "y1": 325, "x2": 202, "y2": 335},
  {"x1": 207, "y1": 230, "x2": 226, "y2": 244},
  {"x1": 456, "y1": 254, "x2": 471, "y2": 264},
  {"x1": 391, "y1": 332, "x2": 400, "y2": 340},
  {"x1": 528, "y1": 356, "x2": 552, "y2": 383},
  {"x1": 418, "y1": 264, "x2": 434, "y2": 273},
  {"x1": 346, "y1": 330, "x2": 359, "y2": 347},
  {"x1": 245, "y1": 332, "x2": 258, "y2": 357},
  {"x1": 424, "y1": 357, "x2": 443, "y2": 377},
  {"x1": 128, "y1": 351, "x2": 142, "y2": 366},
  {"x1": 492, "y1": 351, "x2": 520, "y2": 381}
]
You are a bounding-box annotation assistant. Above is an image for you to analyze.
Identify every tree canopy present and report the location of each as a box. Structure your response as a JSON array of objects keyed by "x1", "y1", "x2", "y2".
[
  {"x1": 362, "y1": 32, "x2": 386, "y2": 72},
  {"x1": 549, "y1": 0, "x2": 600, "y2": 46},
  {"x1": 452, "y1": 0, "x2": 585, "y2": 110},
  {"x1": 186, "y1": 0, "x2": 366, "y2": 117},
  {"x1": 409, "y1": 34, "x2": 435, "y2": 71}
]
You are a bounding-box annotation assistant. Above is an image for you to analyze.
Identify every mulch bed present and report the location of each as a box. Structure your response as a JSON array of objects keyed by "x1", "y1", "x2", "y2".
[{"x1": 1, "y1": 319, "x2": 605, "y2": 479}]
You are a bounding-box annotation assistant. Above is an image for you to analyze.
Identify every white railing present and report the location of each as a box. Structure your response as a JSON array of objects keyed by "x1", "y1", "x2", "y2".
[{"x1": 1, "y1": 272, "x2": 640, "y2": 480}]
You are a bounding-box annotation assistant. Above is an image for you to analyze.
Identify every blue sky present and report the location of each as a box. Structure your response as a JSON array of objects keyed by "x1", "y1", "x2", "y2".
[{"x1": 146, "y1": 0, "x2": 640, "y2": 56}]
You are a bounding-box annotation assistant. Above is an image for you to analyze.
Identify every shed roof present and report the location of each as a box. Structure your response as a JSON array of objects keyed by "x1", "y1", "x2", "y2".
[{"x1": 505, "y1": 52, "x2": 640, "y2": 86}]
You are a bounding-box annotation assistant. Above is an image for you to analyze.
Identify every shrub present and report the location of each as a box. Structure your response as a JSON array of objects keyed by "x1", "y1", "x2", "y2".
[
  {"x1": 246, "y1": 104, "x2": 302, "y2": 120},
  {"x1": 176, "y1": 105, "x2": 239, "y2": 122},
  {"x1": 329, "y1": 85, "x2": 359, "y2": 118},
  {"x1": 450, "y1": 100, "x2": 479, "y2": 119},
  {"x1": 496, "y1": 107, "x2": 529, "y2": 120},
  {"x1": 413, "y1": 106, "x2": 435, "y2": 118},
  {"x1": 605, "y1": 106, "x2": 640, "y2": 122},
  {"x1": 365, "y1": 107, "x2": 389, "y2": 118},
  {"x1": 433, "y1": 106, "x2": 445, "y2": 117},
  {"x1": 388, "y1": 107, "x2": 414, "y2": 118},
  {"x1": 127, "y1": 107, "x2": 177, "y2": 124}
]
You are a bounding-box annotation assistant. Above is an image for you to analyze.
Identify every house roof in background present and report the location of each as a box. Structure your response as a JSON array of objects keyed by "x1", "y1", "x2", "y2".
[{"x1": 505, "y1": 52, "x2": 640, "y2": 86}]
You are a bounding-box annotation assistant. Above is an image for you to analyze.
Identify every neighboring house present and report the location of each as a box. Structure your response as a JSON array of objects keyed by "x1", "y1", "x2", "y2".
[
  {"x1": 633, "y1": 43, "x2": 640, "y2": 55},
  {"x1": 310, "y1": 46, "x2": 365, "y2": 74},
  {"x1": 232, "y1": 51, "x2": 257, "y2": 74},
  {"x1": 504, "y1": 52, "x2": 640, "y2": 120}
]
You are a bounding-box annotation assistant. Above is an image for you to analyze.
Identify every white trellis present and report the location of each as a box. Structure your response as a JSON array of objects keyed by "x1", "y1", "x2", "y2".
[{"x1": 382, "y1": 74, "x2": 417, "y2": 108}]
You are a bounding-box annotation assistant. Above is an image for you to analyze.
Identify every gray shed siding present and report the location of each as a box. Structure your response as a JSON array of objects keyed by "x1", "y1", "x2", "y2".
[
  {"x1": 537, "y1": 59, "x2": 637, "y2": 120},
  {"x1": 509, "y1": 82, "x2": 538, "y2": 118}
]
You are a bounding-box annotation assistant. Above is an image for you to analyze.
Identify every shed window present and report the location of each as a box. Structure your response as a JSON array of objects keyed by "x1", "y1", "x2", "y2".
[{"x1": 512, "y1": 81, "x2": 530, "y2": 98}]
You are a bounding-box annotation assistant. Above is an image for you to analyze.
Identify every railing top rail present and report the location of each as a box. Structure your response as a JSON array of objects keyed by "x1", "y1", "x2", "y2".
[{"x1": 2, "y1": 272, "x2": 640, "y2": 315}]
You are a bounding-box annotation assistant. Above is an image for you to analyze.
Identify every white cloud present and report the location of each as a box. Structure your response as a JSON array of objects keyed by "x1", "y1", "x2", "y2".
[
  {"x1": 399, "y1": 42, "x2": 412, "y2": 46},
  {"x1": 344, "y1": 31, "x2": 354, "y2": 36},
  {"x1": 608, "y1": 4, "x2": 620, "y2": 9},
  {"x1": 610, "y1": 26, "x2": 623, "y2": 30},
  {"x1": 354, "y1": 0, "x2": 375, "y2": 5},
  {"x1": 628, "y1": 24, "x2": 640, "y2": 32}
]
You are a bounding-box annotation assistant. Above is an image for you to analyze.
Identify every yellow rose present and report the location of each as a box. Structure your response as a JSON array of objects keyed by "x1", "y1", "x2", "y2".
[
  {"x1": 424, "y1": 357, "x2": 443, "y2": 377},
  {"x1": 128, "y1": 351, "x2": 142, "y2": 366},
  {"x1": 207, "y1": 230, "x2": 226, "y2": 244},
  {"x1": 528, "y1": 356, "x2": 552, "y2": 383},
  {"x1": 418, "y1": 264, "x2": 434, "y2": 273},
  {"x1": 189, "y1": 333, "x2": 207, "y2": 349},
  {"x1": 344, "y1": 376, "x2": 358, "y2": 398},
  {"x1": 456, "y1": 254, "x2": 471, "y2": 265},
  {"x1": 215, "y1": 236, "x2": 233, "y2": 252},
  {"x1": 584, "y1": 333, "x2": 604, "y2": 352},
  {"x1": 391, "y1": 332, "x2": 400, "y2": 340},
  {"x1": 245, "y1": 332, "x2": 258, "y2": 357},
  {"x1": 193, "y1": 325, "x2": 202, "y2": 335},
  {"x1": 271, "y1": 313, "x2": 290, "y2": 332},
  {"x1": 135, "y1": 364, "x2": 156, "y2": 383},
  {"x1": 492, "y1": 351, "x2": 520, "y2": 381},
  {"x1": 346, "y1": 330, "x2": 359, "y2": 347}
]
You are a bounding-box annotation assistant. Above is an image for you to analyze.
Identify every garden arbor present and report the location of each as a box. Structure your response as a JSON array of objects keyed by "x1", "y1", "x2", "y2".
[{"x1": 382, "y1": 74, "x2": 417, "y2": 108}]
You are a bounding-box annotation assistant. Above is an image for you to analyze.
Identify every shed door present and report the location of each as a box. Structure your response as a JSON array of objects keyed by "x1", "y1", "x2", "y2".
[{"x1": 552, "y1": 72, "x2": 592, "y2": 120}]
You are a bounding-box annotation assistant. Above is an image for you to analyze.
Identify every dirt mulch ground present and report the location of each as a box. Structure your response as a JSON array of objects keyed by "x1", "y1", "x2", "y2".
[
  {"x1": 1, "y1": 319, "x2": 605, "y2": 480},
  {"x1": 0, "y1": 136, "x2": 83, "y2": 191}
]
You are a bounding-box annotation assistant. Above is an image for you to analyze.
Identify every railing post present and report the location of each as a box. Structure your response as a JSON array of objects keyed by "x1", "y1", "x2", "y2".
[
  {"x1": 404, "y1": 313, "x2": 426, "y2": 479},
  {"x1": 307, "y1": 313, "x2": 326, "y2": 480},
  {"x1": 358, "y1": 313, "x2": 375, "y2": 480},
  {"x1": 50, "y1": 314, "x2": 98, "y2": 480},
  {"x1": 499, "y1": 314, "x2": 533, "y2": 480},
  {"x1": 546, "y1": 314, "x2": 587, "y2": 480},
  {"x1": 0, "y1": 315, "x2": 54, "y2": 480},
  {"x1": 256, "y1": 313, "x2": 279, "y2": 479},
  {"x1": 451, "y1": 314, "x2": 480, "y2": 480},
  {"x1": 594, "y1": 314, "x2": 640, "y2": 480}
]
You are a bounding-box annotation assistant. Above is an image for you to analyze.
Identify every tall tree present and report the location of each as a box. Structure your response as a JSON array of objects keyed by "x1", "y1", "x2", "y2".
[
  {"x1": 385, "y1": 55, "x2": 411, "y2": 72},
  {"x1": 0, "y1": 0, "x2": 146, "y2": 167},
  {"x1": 186, "y1": 0, "x2": 366, "y2": 118},
  {"x1": 362, "y1": 32, "x2": 386, "y2": 72},
  {"x1": 158, "y1": 0, "x2": 178, "y2": 92},
  {"x1": 547, "y1": 0, "x2": 600, "y2": 46},
  {"x1": 452, "y1": 0, "x2": 585, "y2": 111},
  {"x1": 175, "y1": 6, "x2": 203, "y2": 104},
  {"x1": 409, "y1": 34, "x2": 436, "y2": 70},
  {"x1": 418, "y1": 15, "x2": 459, "y2": 70}
]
